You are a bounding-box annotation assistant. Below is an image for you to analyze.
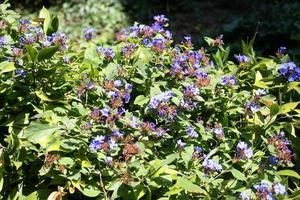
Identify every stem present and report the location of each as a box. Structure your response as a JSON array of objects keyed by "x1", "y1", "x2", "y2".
[{"x1": 99, "y1": 170, "x2": 108, "y2": 200}]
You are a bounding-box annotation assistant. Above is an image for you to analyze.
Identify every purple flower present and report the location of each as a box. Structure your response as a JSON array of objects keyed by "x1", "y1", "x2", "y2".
[
  {"x1": 269, "y1": 156, "x2": 279, "y2": 165},
  {"x1": 220, "y1": 75, "x2": 237, "y2": 86},
  {"x1": 100, "y1": 107, "x2": 110, "y2": 117},
  {"x1": 117, "y1": 107, "x2": 125, "y2": 115},
  {"x1": 156, "y1": 127, "x2": 166, "y2": 137},
  {"x1": 194, "y1": 146, "x2": 202, "y2": 153},
  {"x1": 123, "y1": 92, "x2": 131, "y2": 104},
  {"x1": 272, "y1": 183, "x2": 286, "y2": 195},
  {"x1": 187, "y1": 126, "x2": 198, "y2": 138},
  {"x1": 184, "y1": 84, "x2": 199, "y2": 97},
  {"x1": 104, "y1": 48, "x2": 115, "y2": 60},
  {"x1": 112, "y1": 130, "x2": 124, "y2": 138},
  {"x1": 52, "y1": 32, "x2": 68, "y2": 51},
  {"x1": 235, "y1": 54, "x2": 250, "y2": 63},
  {"x1": 83, "y1": 27, "x2": 96, "y2": 41},
  {"x1": 15, "y1": 69, "x2": 26, "y2": 77},
  {"x1": 130, "y1": 116, "x2": 138, "y2": 128},
  {"x1": 278, "y1": 61, "x2": 300, "y2": 82},
  {"x1": 125, "y1": 83, "x2": 133, "y2": 91},
  {"x1": 108, "y1": 139, "x2": 117, "y2": 149},
  {"x1": 86, "y1": 82, "x2": 94, "y2": 90},
  {"x1": 239, "y1": 191, "x2": 250, "y2": 200},
  {"x1": 255, "y1": 89, "x2": 266, "y2": 96},
  {"x1": 177, "y1": 139, "x2": 186, "y2": 149},
  {"x1": 253, "y1": 182, "x2": 273, "y2": 200},
  {"x1": 236, "y1": 141, "x2": 253, "y2": 159},
  {"x1": 0, "y1": 36, "x2": 7, "y2": 46},
  {"x1": 153, "y1": 15, "x2": 169, "y2": 25},
  {"x1": 89, "y1": 135, "x2": 106, "y2": 151},
  {"x1": 213, "y1": 127, "x2": 224, "y2": 139},
  {"x1": 148, "y1": 91, "x2": 175, "y2": 109},
  {"x1": 114, "y1": 80, "x2": 122, "y2": 87},
  {"x1": 105, "y1": 156, "x2": 113, "y2": 165},
  {"x1": 152, "y1": 38, "x2": 166, "y2": 53},
  {"x1": 202, "y1": 158, "x2": 222, "y2": 172},
  {"x1": 63, "y1": 56, "x2": 71, "y2": 64},
  {"x1": 277, "y1": 46, "x2": 287, "y2": 57}
]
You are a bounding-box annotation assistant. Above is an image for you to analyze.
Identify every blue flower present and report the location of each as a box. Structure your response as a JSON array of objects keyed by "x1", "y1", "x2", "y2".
[
  {"x1": 235, "y1": 54, "x2": 250, "y2": 63},
  {"x1": 187, "y1": 126, "x2": 198, "y2": 138},
  {"x1": 15, "y1": 69, "x2": 26, "y2": 77},
  {"x1": 89, "y1": 135, "x2": 106, "y2": 151},
  {"x1": 148, "y1": 91, "x2": 175, "y2": 109},
  {"x1": 105, "y1": 156, "x2": 113, "y2": 165},
  {"x1": 272, "y1": 183, "x2": 286, "y2": 195},
  {"x1": 202, "y1": 158, "x2": 222, "y2": 172},
  {"x1": 236, "y1": 141, "x2": 253, "y2": 159},
  {"x1": 83, "y1": 27, "x2": 96, "y2": 41},
  {"x1": 0, "y1": 36, "x2": 7, "y2": 46},
  {"x1": 100, "y1": 108, "x2": 110, "y2": 117},
  {"x1": 86, "y1": 82, "x2": 94, "y2": 90},
  {"x1": 269, "y1": 156, "x2": 279, "y2": 165},
  {"x1": 153, "y1": 15, "x2": 168, "y2": 25},
  {"x1": 239, "y1": 191, "x2": 250, "y2": 200},
  {"x1": 176, "y1": 139, "x2": 186, "y2": 149}
]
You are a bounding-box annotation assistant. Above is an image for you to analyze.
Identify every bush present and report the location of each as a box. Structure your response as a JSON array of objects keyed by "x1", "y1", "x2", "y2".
[{"x1": 0, "y1": 3, "x2": 300, "y2": 200}]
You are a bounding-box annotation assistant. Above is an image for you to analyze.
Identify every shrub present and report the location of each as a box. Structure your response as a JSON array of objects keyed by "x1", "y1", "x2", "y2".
[{"x1": 0, "y1": 3, "x2": 300, "y2": 200}]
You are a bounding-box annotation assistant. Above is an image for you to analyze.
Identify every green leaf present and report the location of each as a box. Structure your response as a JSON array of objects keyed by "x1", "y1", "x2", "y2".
[
  {"x1": 254, "y1": 71, "x2": 270, "y2": 88},
  {"x1": 78, "y1": 184, "x2": 101, "y2": 197},
  {"x1": 176, "y1": 177, "x2": 206, "y2": 194},
  {"x1": 25, "y1": 45, "x2": 37, "y2": 61},
  {"x1": 230, "y1": 168, "x2": 246, "y2": 181},
  {"x1": 39, "y1": 7, "x2": 51, "y2": 34},
  {"x1": 38, "y1": 46, "x2": 58, "y2": 61},
  {"x1": 50, "y1": 15, "x2": 59, "y2": 33},
  {"x1": 287, "y1": 82, "x2": 300, "y2": 94},
  {"x1": 279, "y1": 102, "x2": 299, "y2": 114},
  {"x1": 21, "y1": 121, "x2": 61, "y2": 148},
  {"x1": 35, "y1": 90, "x2": 54, "y2": 102},
  {"x1": 0, "y1": 61, "x2": 15, "y2": 75},
  {"x1": 134, "y1": 95, "x2": 149, "y2": 106},
  {"x1": 103, "y1": 62, "x2": 118, "y2": 79},
  {"x1": 277, "y1": 170, "x2": 300, "y2": 179}
]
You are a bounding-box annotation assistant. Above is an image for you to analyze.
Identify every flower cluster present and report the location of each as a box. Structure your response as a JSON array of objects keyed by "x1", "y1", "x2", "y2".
[
  {"x1": 202, "y1": 158, "x2": 222, "y2": 173},
  {"x1": 278, "y1": 61, "x2": 300, "y2": 82},
  {"x1": 268, "y1": 131, "x2": 293, "y2": 165},
  {"x1": 235, "y1": 54, "x2": 250, "y2": 64},
  {"x1": 148, "y1": 91, "x2": 177, "y2": 120},
  {"x1": 235, "y1": 141, "x2": 253, "y2": 160},
  {"x1": 253, "y1": 182, "x2": 286, "y2": 200},
  {"x1": 220, "y1": 75, "x2": 237, "y2": 86}
]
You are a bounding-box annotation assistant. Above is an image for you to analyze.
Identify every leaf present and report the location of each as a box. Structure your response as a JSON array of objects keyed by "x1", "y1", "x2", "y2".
[
  {"x1": 176, "y1": 177, "x2": 206, "y2": 194},
  {"x1": 21, "y1": 121, "x2": 61, "y2": 148},
  {"x1": 84, "y1": 44, "x2": 101, "y2": 65},
  {"x1": 38, "y1": 46, "x2": 58, "y2": 61},
  {"x1": 39, "y1": 7, "x2": 51, "y2": 34},
  {"x1": 103, "y1": 62, "x2": 118, "y2": 79},
  {"x1": 277, "y1": 170, "x2": 300, "y2": 179},
  {"x1": 287, "y1": 82, "x2": 300, "y2": 94},
  {"x1": 78, "y1": 184, "x2": 101, "y2": 197},
  {"x1": 279, "y1": 102, "x2": 299, "y2": 114},
  {"x1": 25, "y1": 45, "x2": 37, "y2": 61},
  {"x1": 230, "y1": 168, "x2": 246, "y2": 181},
  {"x1": 0, "y1": 61, "x2": 15, "y2": 75},
  {"x1": 254, "y1": 71, "x2": 269, "y2": 88},
  {"x1": 35, "y1": 90, "x2": 54, "y2": 102},
  {"x1": 134, "y1": 95, "x2": 149, "y2": 106},
  {"x1": 50, "y1": 15, "x2": 59, "y2": 33}
]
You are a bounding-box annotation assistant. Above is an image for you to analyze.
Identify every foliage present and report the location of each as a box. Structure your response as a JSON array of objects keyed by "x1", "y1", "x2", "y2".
[{"x1": 0, "y1": 2, "x2": 300, "y2": 200}]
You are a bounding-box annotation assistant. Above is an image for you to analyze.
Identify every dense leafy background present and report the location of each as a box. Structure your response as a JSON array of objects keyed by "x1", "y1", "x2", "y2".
[{"x1": 0, "y1": 1, "x2": 299, "y2": 200}]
